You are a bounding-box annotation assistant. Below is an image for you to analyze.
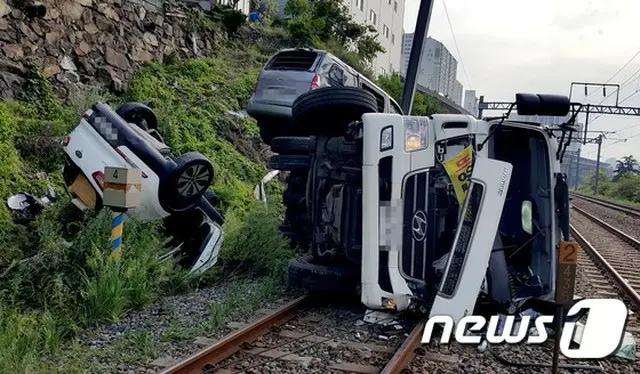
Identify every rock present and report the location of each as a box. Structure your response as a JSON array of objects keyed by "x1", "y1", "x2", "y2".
[
  {"x1": 2, "y1": 44, "x2": 23, "y2": 60},
  {"x1": 0, "y1": 71, "x2": 25, "y2": 100},
  {"x1": 84, "y1": 23, "x2": 99, "y2": 34},
  {"x1": 60, "y1": 55, "x2": 77, "y2": 71},
  {"x1": 97, "y1": 3, "x2": 119, "y2": 21},
  {"x1": 0, "y1": 0, "x2": 10, "y2": 18},
  {"x1": 19, "y1": 22, "x2": 38, "y2": 42},
  {"x1": 131, "y1": 47, "x2": 153, "y2": 62},
  {"x1": 105, "y1": 47, "x2": 129, "y2": 70},
  {"x1": 10, "y1": 8, "x2": 21, "y2": 21},
  {"x1": 30, "y1": 22, "x2": 43, "y2": 36},
  {"x1": 78, "y1": 59, "x2": 96, "y2": 75},
  {"x1": 45, "y1": 31, "x2": 60, "y2": 45},
  {"x1": 0, "y1": 18, "x2": 7, "y2": 31},
  {"x1": 75, "y1": 41, "x2": 91, "y2": 56},
  {"x1": 44, "y1": 8, "x2": 60, "y2": 20},
  {"x1": 43, "y1": 65, "x2": 61, "y2": 78},
  {"x1": 61, "y1": 2, "x2": 85, "y2": 20},
  {"x1": 58, "y1": 70, "x2": 80, "y2": 84},
  {"x1": 94, "y1": 14, "x2": 112, "y2": 32},
  {"x1": 163, "y1": 24, "x2": 173, "y2": 37},
  {"x1": 75, "y1": 0, "x2": 93, "y2": 6},
  {"x1": 143, "y1": 32, "x2": 158, "y2": 47},
  {"x1": 138, "y1": 6, "x2": 146, "y2": 20}
]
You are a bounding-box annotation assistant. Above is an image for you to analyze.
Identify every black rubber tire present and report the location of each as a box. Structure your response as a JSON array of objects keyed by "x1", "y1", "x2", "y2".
[
  {"x1": 269, "y1": 155, "x2": 311, "y2": 170},
  {"x1": 283, "y1": 189, "x2": 305, "y2": 207},
  {"x1": 164, "y1": 152, "x2": 214, "y2": 212},
  {"x1": 292, "y1": 87, "x2": 378, "y2": 136},
  {"x1": 270, "y1": 137, "x2": 312, "y2": 155},
  {"x1": 288, "y1": 256, "x2": 360, "y2": 293},
  {"x1": 116, "y1": 102, "x2": 158, "y2": 131}
]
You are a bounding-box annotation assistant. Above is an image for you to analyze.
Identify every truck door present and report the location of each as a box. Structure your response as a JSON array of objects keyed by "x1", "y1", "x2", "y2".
[{"x1": 429, "y1": 157, "x2": 513, "y2": 323}]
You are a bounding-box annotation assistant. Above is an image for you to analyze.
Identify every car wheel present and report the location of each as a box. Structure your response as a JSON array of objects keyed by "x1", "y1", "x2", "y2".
[
  {"x1": 164, "y1": 152, "x2": 214, "y2": 212},
  {"x1": 116, "y1": 102, "x2": 158, "y2": 131},
  {"x1": 269, "y1": 155, "x2": 311, "y2": 170},
  {"x1": 288, "y1": 256, "x2": 360, "y2": 294},
  {"x1": 270, "y1": 137, "x2": 312, "y2": 155},
  {"x1": 292, "y1": 87, "x2": 378, "y2": 136}
]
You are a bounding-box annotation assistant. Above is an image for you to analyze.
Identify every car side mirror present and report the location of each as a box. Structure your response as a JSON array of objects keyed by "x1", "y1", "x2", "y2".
[{"x1": 521, "y1": 200, "x2": 533, "y2": 234}]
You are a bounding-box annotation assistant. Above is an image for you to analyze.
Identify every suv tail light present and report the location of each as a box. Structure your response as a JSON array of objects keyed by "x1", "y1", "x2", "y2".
[
  {"x1": 62, "y1": 136, "x2": 71, "y2": 147},
  {"x1": 92, "y1": 171, "x2": 105, "y2": 190},
  {"x1": 310, "y1": 74, "x2": 321, "y2": 90}
]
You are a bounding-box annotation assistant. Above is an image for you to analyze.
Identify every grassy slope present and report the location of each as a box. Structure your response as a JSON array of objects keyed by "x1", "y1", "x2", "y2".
[{"x1": 0, "y1": 27, "x2": 293, "y2": 372}]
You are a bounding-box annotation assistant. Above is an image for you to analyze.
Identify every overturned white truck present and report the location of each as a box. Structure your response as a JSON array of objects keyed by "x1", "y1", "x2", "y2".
[{"x1": 267, "y1": 88, "x2": 577, "y2": 321}]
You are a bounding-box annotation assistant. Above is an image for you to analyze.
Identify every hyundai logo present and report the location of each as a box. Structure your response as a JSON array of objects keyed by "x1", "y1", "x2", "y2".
[{"x1": 412, "y1": 210, "x2": 427, "y2": 242}]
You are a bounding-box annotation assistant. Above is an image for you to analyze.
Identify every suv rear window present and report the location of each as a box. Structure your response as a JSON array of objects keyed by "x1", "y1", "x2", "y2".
[{"x1": 267, "y1": 50, "x2": 319, "y2": 71}]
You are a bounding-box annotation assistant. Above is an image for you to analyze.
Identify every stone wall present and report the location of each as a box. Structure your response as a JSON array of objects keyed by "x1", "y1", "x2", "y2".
[{"x1": 0, "y1": 0, "x2": 223, "y2": 99}]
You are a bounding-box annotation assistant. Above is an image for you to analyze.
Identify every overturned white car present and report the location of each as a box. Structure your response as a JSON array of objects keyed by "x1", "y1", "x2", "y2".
[{"x1": 269, "y1": 88, "x2": 576, "y2": 321}]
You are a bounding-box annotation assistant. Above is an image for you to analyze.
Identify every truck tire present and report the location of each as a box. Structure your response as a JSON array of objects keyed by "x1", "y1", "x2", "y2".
[
  {"x1": 270, "y1": 137, "x2": 312, "y2": 155},
  {"x1": 116, "y1": 102, "x2": 158, "y2": 131},
  {"x1": 292, "y1": 87, "x2": 378, "y2": 136},
  {"x1": 288, "y1": 256, "x2": 360, "y2": 294},
  {"x1": 269, "y1": 155, "x2": 311, "y2": 170},
  {"x1": 259, "y1": 125, "x2": 276, "y2": 145},
  {"x1": 162, "y1": 152, "x2": 214, "y2": 212}
]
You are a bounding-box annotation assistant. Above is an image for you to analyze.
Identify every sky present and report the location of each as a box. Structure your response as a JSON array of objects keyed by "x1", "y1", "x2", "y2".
[{"x1": 402, "y1": 0, "x2": 640, "y2": 163}]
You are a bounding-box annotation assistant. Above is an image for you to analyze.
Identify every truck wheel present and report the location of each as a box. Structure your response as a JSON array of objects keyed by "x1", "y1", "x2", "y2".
[
  {"x1": 163, "y1": 152, "x2": 214, "y2": 212},
  {"x1": 116, "y1": 102, "x2": 158, "y2": 131},
  {"x1": 292, "y1": 87, "x2": 378, "y2": 136},
  {"x1": 270, "y1": 137, "x2": 312, "y2": 155},
  {"x1": 269, "y1": 155, "x2": 310, "y2": 170},
  {"x1": 279, "y1": 170, "x2": 311, "y2": 251},
  {"x1": 288, "y1": 256, "x2": 360, "y2": 294}
]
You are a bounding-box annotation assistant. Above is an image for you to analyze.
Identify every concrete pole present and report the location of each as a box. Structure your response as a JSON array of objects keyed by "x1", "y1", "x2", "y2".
[
  {"x1": 574, "y1": 148, "x2": 581, "y2": 189},
  {"x1": 400, "y1": 0, "x2": 435, "y2": 114}
]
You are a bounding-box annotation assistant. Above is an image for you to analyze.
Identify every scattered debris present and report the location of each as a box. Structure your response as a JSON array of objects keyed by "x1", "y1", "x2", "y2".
[{"x1": 7, "y1": 185, "x2": 57, "y2": 223}]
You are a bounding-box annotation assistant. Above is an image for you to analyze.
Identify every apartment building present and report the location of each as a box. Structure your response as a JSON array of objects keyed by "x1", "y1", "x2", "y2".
[
  {"x1": 401, "y1": 35, "x2": 463, "y2": 105},
  {"x1": 272, "y1": 0, "x2": 404, "y2": 77},
  {"x1": 463, "y1": 90, "x2": 478, "y2": 117}
]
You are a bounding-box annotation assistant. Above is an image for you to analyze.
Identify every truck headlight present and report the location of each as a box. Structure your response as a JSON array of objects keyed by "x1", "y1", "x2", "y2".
[
  {"x1": 380, "y1": 126, "x2": 393, "y2": 151},
  {"x1": 404, "y1": 117, "x2": 429, "y2": 152}
]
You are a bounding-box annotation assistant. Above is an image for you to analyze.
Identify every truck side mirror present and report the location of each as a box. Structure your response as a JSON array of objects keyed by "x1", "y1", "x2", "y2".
[{"x1": 521, "y1": 200, "x2": 533, "y2": 235}]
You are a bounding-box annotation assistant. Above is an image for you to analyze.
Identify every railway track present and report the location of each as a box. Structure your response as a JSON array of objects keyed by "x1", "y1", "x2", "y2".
[
  {"x1": 570, "y1": 192, "x2": 640, "y2": 218},
  {"x1": 570, "y1": 206, "x2": 640, "y2": 336},
  {"x1": 159, "y1": 295, "x2": 427, "y2": 374}
]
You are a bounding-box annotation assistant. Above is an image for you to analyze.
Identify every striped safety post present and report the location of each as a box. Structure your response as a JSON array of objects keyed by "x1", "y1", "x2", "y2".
[{"x1": 110, "y1": 210, "x2": 125, "y2": 262}]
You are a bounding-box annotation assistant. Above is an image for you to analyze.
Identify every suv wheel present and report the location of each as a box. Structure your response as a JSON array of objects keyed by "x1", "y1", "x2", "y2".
[
  {"x1": 161, "y1": 152, "x2": 214, "y2": 213},
  {"x1": 116, "y1": 102, "x2": 158, "y2": 131},
  {"x1": 270, "y1": 137, "x2": 312, "y2": 155},
  {"x1": 292, "y1": 87, "x2": 378, "y2": 136}
]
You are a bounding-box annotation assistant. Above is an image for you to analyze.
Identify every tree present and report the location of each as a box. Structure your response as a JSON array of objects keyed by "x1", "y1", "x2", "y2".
[
  {"x1": 282, "y1": 0, "x2": 384, "y2": 68},
  {"x1": 583, "y1": 170, "x2": 612, "y2": 195},
  {"x1": 613, "y1": 155, "x2": 639, "y2": 182},
  {"x1": 376, "y1": 73, "x2": 441, "y2": 116},
  {"x1": 264, "y1": 0, "x2": 280, "y2": 24},
  {"x1": 611, "y1": 174, "x2": 640, "y2": 202}
]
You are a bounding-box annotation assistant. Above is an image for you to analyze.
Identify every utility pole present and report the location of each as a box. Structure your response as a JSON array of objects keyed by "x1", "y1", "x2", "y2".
[
  {"x1": 580, "y1": 133, "x2": 627, "y2": 195},
  {"x1": 400, "y1": 0, "x2": 435, "y2": 114}
]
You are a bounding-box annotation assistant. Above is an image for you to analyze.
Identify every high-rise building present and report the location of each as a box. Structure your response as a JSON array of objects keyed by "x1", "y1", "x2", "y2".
[
  {"x1": 463, "y1": 90, "x2": 478, "y2": 117},
  {"x1": 400, "y1": 35, "x2": 462, "y2": 103},
  {"x1": 272, "y1": 0, "x2": 404, "y2": 78}
]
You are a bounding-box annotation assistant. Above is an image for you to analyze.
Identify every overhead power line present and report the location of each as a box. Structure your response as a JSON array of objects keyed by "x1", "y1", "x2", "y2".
[
  {"x1": 441, "y1": 0, "x2": 471, "y2": 88},
  {"x1": 585, "y1": 47, "x2": 640, "y2": 100}
]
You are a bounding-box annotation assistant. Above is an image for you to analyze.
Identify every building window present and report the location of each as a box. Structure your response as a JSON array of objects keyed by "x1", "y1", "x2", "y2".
[
  {"x1": 394, "y1": 0, "x2": 398, "y2": 12},
  {"x1": 391, "y1": 33, "x2": 395, "y2": 44},
  {"x1": 369, "y1": 10, "x2": 376, "y2": 25},
  {"x1": 355, "y1": 0, "x2": 363, "y2": 11},
  {"x1": 383, "y1": 25, "x2": 389, "y2": 38}
]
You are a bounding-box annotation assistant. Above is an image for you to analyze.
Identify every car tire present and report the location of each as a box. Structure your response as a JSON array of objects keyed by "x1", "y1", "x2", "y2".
[
  {"x1": 292, "y1": 87, "x2": 378, "y2": 136},
  {"x1": 163, "y1": 152, "x2": 214, "y2": 212},
  {"x1": 270, "y1": 137, "x2": 312, "y2": 155},
  {"x1": 269, "y1": 155, "x2": 311, "y2": 170},
  {"x1": 116, "y1": 102, "x2": 158, "y2": 131},
  {"x1": 288, "y1": 256, "x2": 360, "y2": 294}
]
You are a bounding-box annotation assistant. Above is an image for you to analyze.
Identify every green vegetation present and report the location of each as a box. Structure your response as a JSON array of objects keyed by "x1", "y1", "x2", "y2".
[
  {"x1": 578, "y1": 155, "x2": 640, "y2": 205},
  {"x1": 377, "y1": 73, "x2": 442, "y2": 115}
]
